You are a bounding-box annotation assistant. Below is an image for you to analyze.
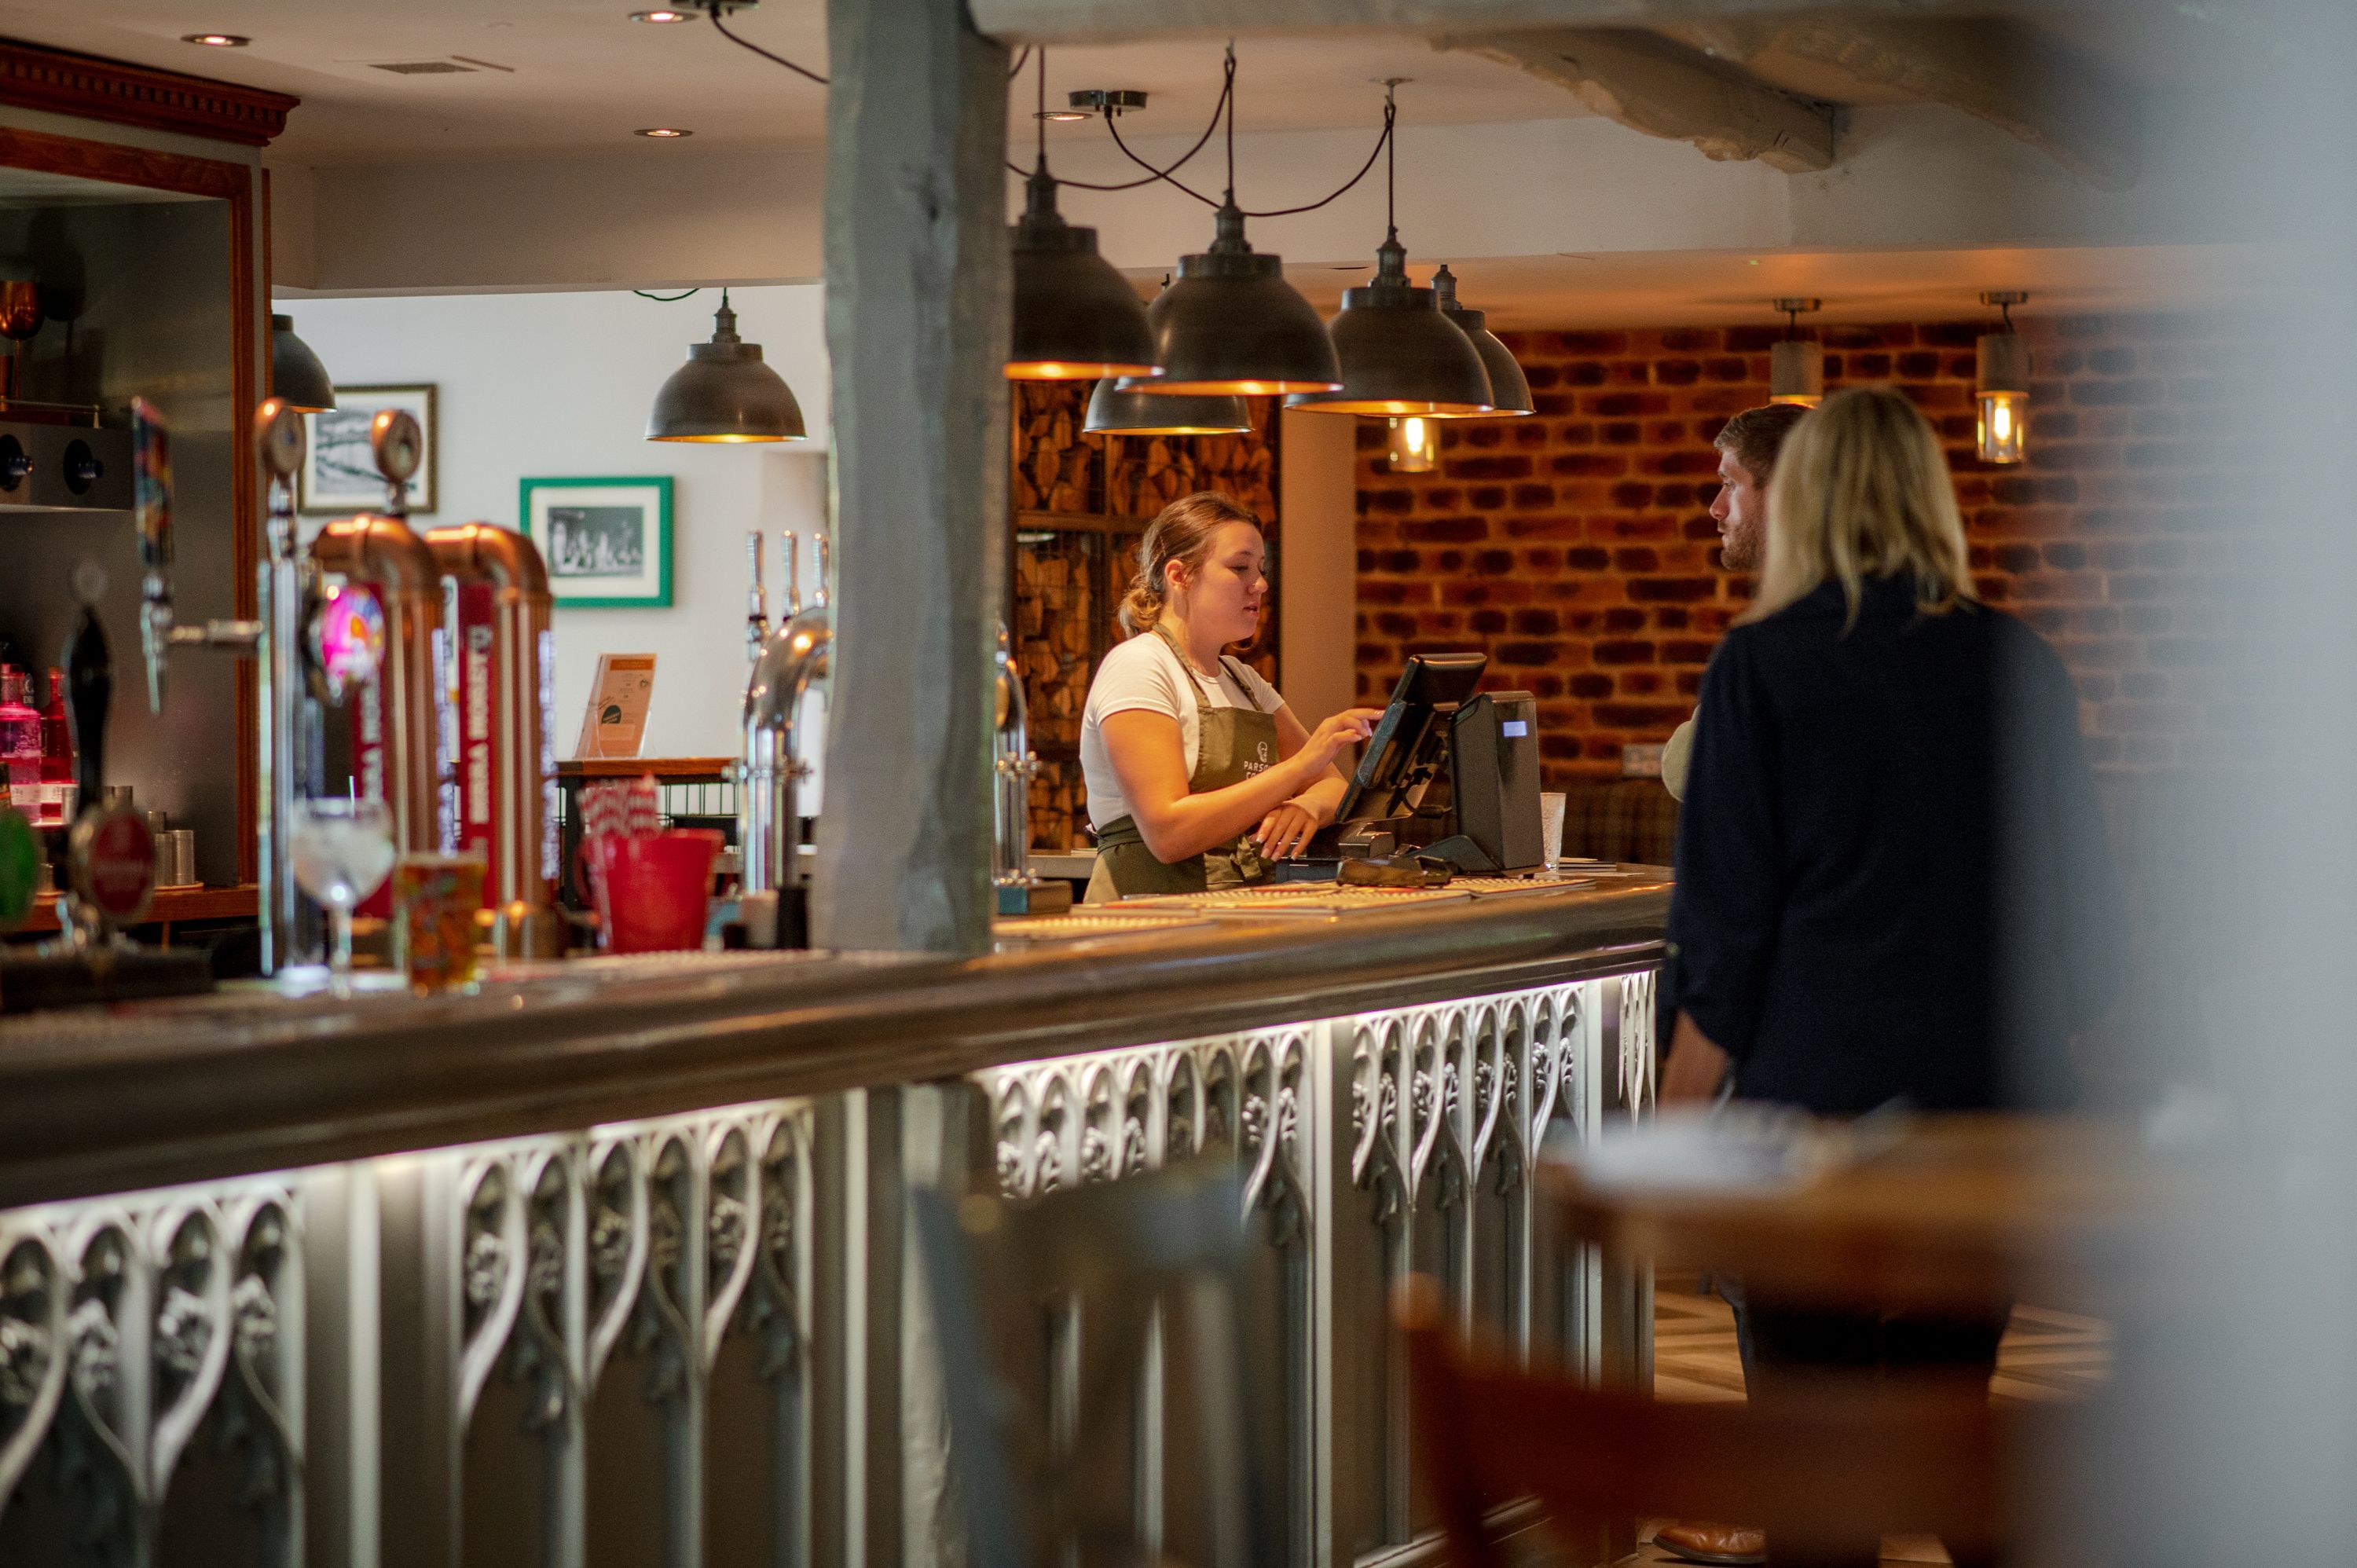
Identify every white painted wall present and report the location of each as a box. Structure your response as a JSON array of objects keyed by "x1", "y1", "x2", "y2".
[{"x1": 280, "y1": 285, "x2": 830, "y2": 760}]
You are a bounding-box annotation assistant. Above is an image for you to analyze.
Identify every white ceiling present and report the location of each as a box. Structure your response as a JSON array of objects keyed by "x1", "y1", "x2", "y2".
[
  {"x1": 0, "y1": 0, "x2": 1582, "y2": 165},
  {"x1": 1312, "y1": 244, "x2": 2283, "y2": 331}
]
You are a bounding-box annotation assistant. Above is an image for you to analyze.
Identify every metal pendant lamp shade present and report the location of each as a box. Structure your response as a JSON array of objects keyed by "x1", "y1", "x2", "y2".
[
  {"x1": 1286, "y1": 234, "x2": 1492, "y2": 416},
  {"x1": 1127, "y1": 200, "x2": 1340, "y2": 396},
  {"x1": 647, "y1": 291, "x2": 807, "y2": 442},
  {"x1": 1770, "y1": 339, "x2": 1824, "y2": 407},
  {"x1": 269, "y1": 313, "x2": 335, "y2": 413},
  {"x1": 1008, "y1": 168, "x2": 1159, "y2": 381},
  {"x1": 1085, "y1": 378, "x2": 1250, "y2": 435},
  {"x1": 1430, "y1": 265, "x2": 1530, "y2": 416}
]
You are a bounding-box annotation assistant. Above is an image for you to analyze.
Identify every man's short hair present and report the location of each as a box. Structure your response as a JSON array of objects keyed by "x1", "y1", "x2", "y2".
[{"x1": 1712, "y1": 404, "x2": 1811, "y2": 482}]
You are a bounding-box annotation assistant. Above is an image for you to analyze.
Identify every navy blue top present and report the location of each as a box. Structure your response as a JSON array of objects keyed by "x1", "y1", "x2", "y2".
[{"x1": 1667, "y1": 575, "x2": 2125, "y2": 1114}]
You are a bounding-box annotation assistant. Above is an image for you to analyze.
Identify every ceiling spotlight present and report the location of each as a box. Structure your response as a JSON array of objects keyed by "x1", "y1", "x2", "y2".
[
  {"x1": 181, "y1": 32, "x2": 249, "y2": 46},
  {"x1": 1769, "y1": 297, "x2": 1824, "y2": 408},
  {"x1": 630, "y1": 8, "x2": 697, "y2": 20},
  {"x1": 1036, "y1": 108, "x2": 1093, "y2": 123},
  {"x1": 1069, "y1": 90, "x2": 1147, "y2": 118},
  {"x1": 635, "y1": 127, "x2": 693, "y2": 138}
]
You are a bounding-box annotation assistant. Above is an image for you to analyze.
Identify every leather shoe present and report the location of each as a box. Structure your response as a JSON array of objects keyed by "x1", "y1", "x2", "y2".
[{"x1": 1651, "y1": 1521, "x2": 1766, "y2": 1566}]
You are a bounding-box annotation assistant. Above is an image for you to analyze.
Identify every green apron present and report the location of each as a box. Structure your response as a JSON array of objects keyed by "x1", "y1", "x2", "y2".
[{"x1": 1087, "y1": 630, "x2": 1281, "y2": 902}]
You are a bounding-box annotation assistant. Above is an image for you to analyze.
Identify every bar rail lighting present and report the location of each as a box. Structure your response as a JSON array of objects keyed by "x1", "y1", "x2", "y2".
[
  {"x1": 269, "y1": 313, "x2": 335, "y2": 414},
  {"x1": 647, "y1": 289, "x2": 807, "y2": 442},
  {"x1": 1006, "y1": 50, "x2": 1160, "y2": 382},
  {"x1": 1976, "y1": 290, "x2": 2030, "y2": 466},
  {"x1": 1431, "y1": 264, "x2": 1532, "y2": 417},
  {"x1": 1769, "y1": 297, "x2": 1824, "y2": 408},
  {"x1": 1387, "y1": 416, "x2": 1439, "y2": 473},
  {"x1": 1287, "y1": 82, "x2": 1492, "y2": 418}
]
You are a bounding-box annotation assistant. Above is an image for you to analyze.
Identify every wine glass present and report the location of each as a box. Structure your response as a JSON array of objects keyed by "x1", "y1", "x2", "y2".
[{"x1": 288, "y1": 797, "x2": 395, "y2": 995}]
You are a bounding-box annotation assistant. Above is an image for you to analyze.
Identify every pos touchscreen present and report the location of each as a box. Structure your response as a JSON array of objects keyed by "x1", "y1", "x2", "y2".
[{"x1": 1331, "y1": 651, "x2": 1488, "y2": 827}]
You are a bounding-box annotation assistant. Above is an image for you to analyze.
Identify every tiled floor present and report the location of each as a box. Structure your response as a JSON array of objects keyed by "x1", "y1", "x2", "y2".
[
  {"x1": 1651, "y1": 1274, "x2": 2113, "y2": 1406},
  {"x1": 1629, "y1": 1277, "x2": 2113, "y2": 1566}
]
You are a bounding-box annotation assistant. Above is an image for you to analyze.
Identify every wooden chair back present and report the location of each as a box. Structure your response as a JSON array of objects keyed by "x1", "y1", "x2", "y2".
[
  {"x1": 913, "y1": 1157, "x2": 1266, "y2": 1568},
  {"x1": 1398, "y1": 1278, "x2": 2041, "y2": 1567}
]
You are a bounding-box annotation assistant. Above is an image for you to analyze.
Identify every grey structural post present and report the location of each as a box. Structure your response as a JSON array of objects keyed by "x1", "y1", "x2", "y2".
[{"x1": 816, "y1": 0, "x2": 1010, "y2": 954}]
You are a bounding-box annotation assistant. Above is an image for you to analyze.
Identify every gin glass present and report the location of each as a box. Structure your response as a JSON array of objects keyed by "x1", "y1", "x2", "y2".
[{"x1": 289, "y1": 797, "x2": 395, "y2": 995}]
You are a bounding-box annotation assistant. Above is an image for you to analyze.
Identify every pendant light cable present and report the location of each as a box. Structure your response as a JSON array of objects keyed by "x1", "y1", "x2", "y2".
[
  {"x1": 1102, "y1": 44, "x2": 1394, "y2": 218},
  {"x1": 706, "y1": 3, "x2": 829, "y2": 86}
]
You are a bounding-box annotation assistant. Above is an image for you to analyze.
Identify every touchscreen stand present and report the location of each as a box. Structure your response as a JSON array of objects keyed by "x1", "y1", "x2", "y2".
[{"x1": 1296, "y1": 652, "x2": 1544, "y2": 874}]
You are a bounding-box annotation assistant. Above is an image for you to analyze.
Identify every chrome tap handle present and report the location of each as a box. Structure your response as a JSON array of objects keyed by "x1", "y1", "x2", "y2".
[
  {"x1": 780, "y1": 529, "x2": 801, "y2": 618},
  {"x1": 812, "y1": 532, "x2": 830, "y2": 609},
  {"x1": 746, "y1": 530, "x2": 768, "y2": 663}
]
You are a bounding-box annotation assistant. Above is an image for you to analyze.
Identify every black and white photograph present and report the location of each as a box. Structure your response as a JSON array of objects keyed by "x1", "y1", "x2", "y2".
[
  {"x1": 520, "y1": 475, "x2": 673, "y2": 606},
  {"x1": 299, "y1": 383, "x2": 436, "y2": 515}
]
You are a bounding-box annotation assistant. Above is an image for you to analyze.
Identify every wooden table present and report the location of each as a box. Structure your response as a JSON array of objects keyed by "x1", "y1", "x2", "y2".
[{"x1": 1543, "y1": 1113, "x2": 2184, "y2": 1314}]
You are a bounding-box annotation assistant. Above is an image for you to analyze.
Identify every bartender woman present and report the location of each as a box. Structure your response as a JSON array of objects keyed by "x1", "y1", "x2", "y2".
[{"x1": 1080, "y1": 492, "x2": 1384, "y2": 901}]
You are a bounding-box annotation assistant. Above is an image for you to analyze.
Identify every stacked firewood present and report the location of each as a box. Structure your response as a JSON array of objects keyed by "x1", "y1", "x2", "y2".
[
  {"x1": 1101, "y1": 401, "x2": 1280, "y2": 519},
  {"x1": 1011, "y1": 535, "x2": 1094, "y2": 752},
  {"x1": 1009, "y1": 382, "x2": 1101, "y2": 514}
]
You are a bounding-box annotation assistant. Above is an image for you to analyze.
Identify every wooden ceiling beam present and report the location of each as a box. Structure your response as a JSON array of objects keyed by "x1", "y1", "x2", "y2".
[
  {"x1": 1435, "y1": 25, "x2": 1835, "y2": 172},
  {"x1": 1662, "y1": 15, "x2": 2141, "y2": 189}
]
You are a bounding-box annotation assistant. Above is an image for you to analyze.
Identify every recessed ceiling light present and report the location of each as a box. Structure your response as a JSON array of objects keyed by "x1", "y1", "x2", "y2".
[
  {"x1": 182, "y1": 32, "x2": 249, "y2": 46},
  {"x1": 630, "y1": 9, "x2": 695, "y2": 20},
  {"x1": 636, "y1": 127, "x2": 693, "y2": 138},
  {"x1": 1035, "y1": 109, "x2": 1092, "y2": 123}
]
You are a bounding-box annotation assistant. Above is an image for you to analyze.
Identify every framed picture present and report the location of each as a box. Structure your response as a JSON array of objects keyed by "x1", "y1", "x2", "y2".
[
  {"x1": 522, "y1": 476, "x2": 674, "y2": 608},
  {"x1": 300, "y1": 383, "x2": 438, "y2": 516}
]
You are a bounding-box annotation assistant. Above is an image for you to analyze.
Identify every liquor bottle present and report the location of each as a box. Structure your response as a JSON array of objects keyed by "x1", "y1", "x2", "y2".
[
  {"x1": 38, "y1": 667, "x2": 68, "y2": 781},
  {"x1": 0, "y1": 666, "x2": 41, "y2": 793}
]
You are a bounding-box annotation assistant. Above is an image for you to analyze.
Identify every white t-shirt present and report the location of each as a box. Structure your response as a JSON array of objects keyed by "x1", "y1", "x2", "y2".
[{"x1": 1080, "y1": 632, "x2": 1286, "y2": 832}]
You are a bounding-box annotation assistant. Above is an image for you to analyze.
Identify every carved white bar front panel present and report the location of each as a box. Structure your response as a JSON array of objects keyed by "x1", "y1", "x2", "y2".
[{"x1": 0, "y1": 959, "x2": 1655, "y2": 1568}]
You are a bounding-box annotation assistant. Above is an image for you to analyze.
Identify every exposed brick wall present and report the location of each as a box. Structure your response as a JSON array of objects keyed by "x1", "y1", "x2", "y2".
[{"x1": 1354, "y1": 313, "x2": 2230, "y2": 786}]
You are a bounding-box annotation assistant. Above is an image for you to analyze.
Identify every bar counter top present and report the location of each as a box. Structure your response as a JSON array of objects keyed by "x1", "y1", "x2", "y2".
[{"x1": 0, "y1": 870, "x2": 1668, "y2": 1209}]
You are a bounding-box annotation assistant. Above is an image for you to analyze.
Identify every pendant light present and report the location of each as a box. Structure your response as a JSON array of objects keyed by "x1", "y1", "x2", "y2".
[
  {"x1": 1769, "y1": 298, "x2": 1824, "y2": 408},
  {"x1": 269, "y1": 313, "x2": 335, "y2": 413},
  {"x1": 1006, "y1": 51, "x2": 1159, "y2": 382},
  {"x1": 1085, "y1": 276, "x2": 1247, "y2": 433},
  {"x1": 1976, "y1": 291, "x2": 2030, "y2": 466},
  {"x1": 1288, "y1": 85, "x2": 1492, "y2": 417},
  {"x1": 1124, "y1": 49, "x2": 1338, "y2": 396},
  {"x1": 1387, "y1": 416, "x2": 1439, "y2": 472},
  {"x1": 1431, "y1": 265, "x2": 1531, "y2": 417},
  {"x1": 647, "y1": 289, "x2": 807, "y2": 442},
  {"x1": 1087, "y1": 379, "x2": 1249, "y2": 435}
]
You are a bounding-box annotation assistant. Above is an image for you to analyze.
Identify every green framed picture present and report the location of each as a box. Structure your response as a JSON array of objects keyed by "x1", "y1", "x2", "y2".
[{"x1": 521, "y1": 476, "x2": 674, "y2": 608}]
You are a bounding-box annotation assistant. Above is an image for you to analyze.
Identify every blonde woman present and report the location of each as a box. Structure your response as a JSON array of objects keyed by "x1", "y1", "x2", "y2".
[
  {"x1": 1652, "y1": 388, "x2": 2123, "y2": 1519},
  {"x1": 1078, "y1": 493, "x2": 1384, "y2": 901}
]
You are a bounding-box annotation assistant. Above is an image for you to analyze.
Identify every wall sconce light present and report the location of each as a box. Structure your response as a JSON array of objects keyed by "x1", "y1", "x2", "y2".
[
  {"x1": 1769, "y1": 297, "x2": 1823, "y2": 408},
  {"x1": 1976, "y1": 290, "x2": 2030, "y2": 466},
  {"x1": 1387, "y1": 416, "x2": 1438, "y2": 473}
]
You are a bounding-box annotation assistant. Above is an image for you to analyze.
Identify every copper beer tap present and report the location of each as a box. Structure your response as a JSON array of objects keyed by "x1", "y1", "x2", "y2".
[
  {"x1": 307, "y1": 411, "x2": 442, "y2": 860},
  {"x1": 422, "y1": 521, "x2": 563, "y2": 958}
]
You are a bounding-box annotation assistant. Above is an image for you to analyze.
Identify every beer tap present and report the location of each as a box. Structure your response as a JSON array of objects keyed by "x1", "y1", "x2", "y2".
[
  {"x1": 54, "y1": 575, "x2": 155, "y2": 951},
  {"x1": 739, "y1": 529, "x2": 829, "y2": 948},
  {"x1": 745, "y1": 530, "x2": 768, "y2": 665},
  {"x1": 131, "y1": 397, "x2": 264, "y2": 713},
  {"x1": 421, "y1": 519, "x2": 562, "y2": 958},
  {"x1": 308, "y1": 410, "x2": 442, "y2": 860},
  {"x1": 993, "y1": 623, "x2": 1070, "y2": 916},
  {"x1": 779, "y1": 529, "x2": 801, "y2": 618}
]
